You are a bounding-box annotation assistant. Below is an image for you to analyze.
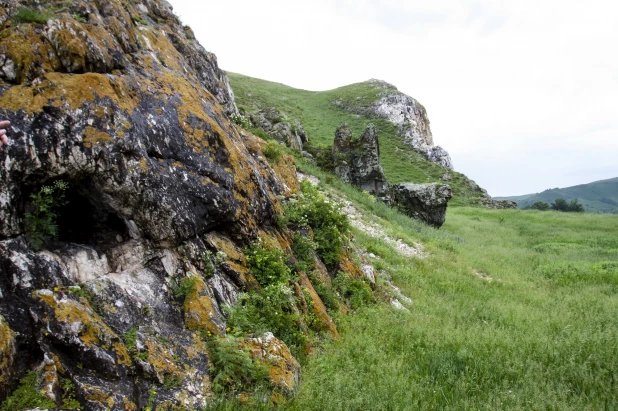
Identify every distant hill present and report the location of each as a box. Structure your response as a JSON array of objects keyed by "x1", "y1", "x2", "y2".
[
  {"x1": 227, "y1": 72, "x2": 497, "y2": 207},
  {"x1": 496, "y1": 177, "x2": 618, "y2": 213}
]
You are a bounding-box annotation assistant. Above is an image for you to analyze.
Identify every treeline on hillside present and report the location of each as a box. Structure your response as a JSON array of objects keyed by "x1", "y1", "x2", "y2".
[{"x1": 523, "y1": 198, "x2": 584, "y2": 212}]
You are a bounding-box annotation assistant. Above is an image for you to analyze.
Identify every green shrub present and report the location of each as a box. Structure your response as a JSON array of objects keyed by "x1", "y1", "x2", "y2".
[
  {"x1": 226, "y1": 284, "x2": 307, "y2": 357},
  {"x1": 245, "y1": 240, "x2": 291, "y2": 287},
  {"x1": 123, "y1": 327, "x2": 138, "y2": 352},
  {"x1": 292, "y1": 234, "x2": 317, "y2": 273},
  {"x1": 249, "y1": 127, "x2": 271, "y2": 140},
  {"x1": 333, "y1": 272, "x2": 374, "y2": 310},
  {"x1": 171, "y1": 276, "x2": 198, "y2": 299},
  {"x1": 262, "y1": 141, "x2": 285, "y2": 164},
  {"x1": 12, "y1": 7, "x2": 52, "y2": 25},
  {"x1": 281, "y1": 181, "x2": 349, "y2": 264},
  {"x1": 206, "y1": 335, "x2": 270, "y2": 395},
  {"x1": 60, "y1": 378, "x2": 81, "y2": 409},
  {"x1": 24, "y1": 180, "x2": 68, "y2": 250},
  {"x1": 307, "y1": 271, "x2": 339, "y2": 312},
  {"x1": 0, "y1": 371, "x2": 57, "y2": 411}
]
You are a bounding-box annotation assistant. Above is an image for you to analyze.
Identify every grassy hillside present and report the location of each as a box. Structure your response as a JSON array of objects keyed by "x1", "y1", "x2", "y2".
[
  {"x1": 497, "y1": 177, "x2": 618, "y2": 213},
  {"x1": 227, "y1": 72, "x2": 486, "y2": 207},
  {"x1": 211, "y1": 160, "x2": 618, "y2": 410}
]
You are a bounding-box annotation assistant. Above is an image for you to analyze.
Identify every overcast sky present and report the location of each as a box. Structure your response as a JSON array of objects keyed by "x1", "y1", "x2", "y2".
[{"x1": 169, "y1": 0, "x2": 617, "y2": 196}]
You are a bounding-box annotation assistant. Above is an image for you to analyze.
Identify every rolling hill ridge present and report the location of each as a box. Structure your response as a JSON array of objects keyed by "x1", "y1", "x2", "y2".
[{"x1": 497, "y1": 177, "x2": 618, "y2": 213}]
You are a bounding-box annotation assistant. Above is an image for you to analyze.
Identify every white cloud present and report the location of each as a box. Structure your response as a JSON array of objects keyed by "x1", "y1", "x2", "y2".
[{"x1": 169, "y1": 0, "x2": 618, "y2": 196}]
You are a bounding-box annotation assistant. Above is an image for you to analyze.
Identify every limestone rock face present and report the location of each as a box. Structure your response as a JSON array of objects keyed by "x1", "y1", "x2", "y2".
[
  {"x1": 250, "y1": 107, "x2": 306, "y2": 151},
  {"x1": 389, "y1": 183, "x2": 453, "y2": 228},
  {"x1": 0, "y1": 0, "x2": 312, "y2": 408},
  {"x1": 332, "y1": 124, "x2": 389, "y2": 199},
  {"x1": 349, "y1": 79, "x2": 453, "y2": 169}
]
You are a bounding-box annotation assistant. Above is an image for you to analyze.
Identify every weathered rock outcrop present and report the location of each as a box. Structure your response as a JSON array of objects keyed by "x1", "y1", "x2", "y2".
[
  {"x1": 468, "y1": 181, "x2": 518, "y2": 209},
  {"x1": 250, "y1": 107, "x2": 307, "y2": 151},
  {"x1": 341, "y1": 79, "x2": 453, "y2": 169},
  {"x1": 389, "y1": 183, "x2": 453, "y2": 228},
  {"x1": 0, "y1": 1, "x2": 344, "y2": 409},
  {"x1": 332, "y1": 124, "x2": 389, "y2": 199}
]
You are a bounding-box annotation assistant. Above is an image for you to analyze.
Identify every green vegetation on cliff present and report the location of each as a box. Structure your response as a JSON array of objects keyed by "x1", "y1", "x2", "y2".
[{"x1": 227, "y1": 72, "x2": 486, "y2": 207}]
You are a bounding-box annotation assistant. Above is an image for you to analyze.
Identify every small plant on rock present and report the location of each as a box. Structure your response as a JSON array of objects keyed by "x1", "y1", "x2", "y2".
[
  {"x1": 11, "y1": 7, "x2": 52, "y2": 25},
  {"x1": 24, "y1": 180, "x2": 68, "y2": 250},
  {"x1": 0, "y1": 371, "x2": 57, "y2": 411},
  {"x1": 262, "y1": 141, "x2": 285, "y2": 164},
  {"x1": 205, "y1": 335, "x2": 270, "y2": 395}
]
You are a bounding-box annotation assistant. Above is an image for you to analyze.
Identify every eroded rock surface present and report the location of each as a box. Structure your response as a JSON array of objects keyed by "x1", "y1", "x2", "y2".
[
  {"x1": 342, "y1": 79, "x2": 453, "y2": 169},
  {"x1": 332, "y1": 124, "x2": 389, "y2": 199},
  {"x1": 250, "y1": 107, "x2": 307, "y2": 151},
  {"x1": 389, "y1": 183, "x2": 453, "y2": 228},
  {"x1": 0, "y1": 0, "x2": 320, "y2": 409}
]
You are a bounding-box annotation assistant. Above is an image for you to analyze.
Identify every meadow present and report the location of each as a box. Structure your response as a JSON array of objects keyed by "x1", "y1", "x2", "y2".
[{"x1": 286, "y1": 167, "x2": 618, "y2": 410}]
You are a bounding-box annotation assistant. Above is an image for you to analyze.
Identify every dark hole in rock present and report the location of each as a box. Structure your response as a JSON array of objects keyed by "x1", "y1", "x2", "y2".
[{"x1": 55, "y1": 179, "x2": 128, "y2": 249}]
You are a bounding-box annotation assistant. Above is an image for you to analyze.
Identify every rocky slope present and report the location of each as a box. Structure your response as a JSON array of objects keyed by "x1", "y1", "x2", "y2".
[{"x1": 0, "y1": 1, "x2": 377, "y2": 409}]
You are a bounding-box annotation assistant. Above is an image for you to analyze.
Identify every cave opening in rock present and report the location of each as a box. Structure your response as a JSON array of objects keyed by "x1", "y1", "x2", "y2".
[{"x1": 54, "y1": 178, "x2": 129, "y2": 249}]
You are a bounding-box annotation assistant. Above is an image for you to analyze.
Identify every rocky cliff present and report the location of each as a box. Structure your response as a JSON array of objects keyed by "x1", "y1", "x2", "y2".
[
  {"x1": 0, "y1": 1, "x2": 373, "y2": 409},
  {"x1": 339, "y1": 79, "x2": 453, "y2": 169}
]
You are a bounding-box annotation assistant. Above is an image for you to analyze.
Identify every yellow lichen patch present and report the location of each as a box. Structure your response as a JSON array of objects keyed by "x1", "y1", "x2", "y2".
[
  {"x1": 0, "y1": 25, "x2": 61, "y2": 83},
  {"x1": 183, "y1": 277, "x2": 222, "y2": 335},
  {"x1": 271, "y1": 154, "x2": 300, "y2": 195},
  {"x1": 243, "y1": 334, "x2": 300, "y2": 395},
  {"x1": 338, "y1": 254, "x2": 364, "y2": 279},
  {"x1": 143, "y1": 336, "x2": 182, "y2": 380},
  {"x1": 172, "y1": 161, "x2": 184, "y2": 169},
  {"x1": 299, "y1": 272, "x2": 338, "y2": 338},
  {"x1": 184, "y1": 332, "x2": 208, "y2": 361},
  {"x1": 83, "y1": 126, "x2": 112, "y2": 148},
  {"x1": 36, "y1": 291, "x2": 131, "y2": 366},
  {"x1": 0, "y1": 315, "x2": 17, "y2": 388},
  {"x1": 139, "y1": 158, "x2": 149, "y2": 174},
  {"x1": 83, "y1": 384, "x2": 115, "y2": 408},
  {"x1": 1, "y1": 72, "x2": 139, "y2": 115},
  {"x1": 205, "y1": 233, "x2": 245, "y2": 263},
  {"x1": 122, "y1": 397, "x2": 138, "y2": 411}
]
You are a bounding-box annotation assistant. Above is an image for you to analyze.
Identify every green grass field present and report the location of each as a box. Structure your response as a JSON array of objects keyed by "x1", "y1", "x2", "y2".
[
  {"x1": 227, "y1": 72, "x2": 486, "y2": 206},
  {"x1": 208, "y1": 160, "x2": 618, "y2": 410},
  {"x1": 285, "y1": 165, "x2": 618, "y2": 410}
]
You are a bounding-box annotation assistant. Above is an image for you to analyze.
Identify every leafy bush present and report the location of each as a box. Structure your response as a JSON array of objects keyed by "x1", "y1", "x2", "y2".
[
  {"x1": 12, "y1": 7, "x2": 51, "y2": 25},
  {"x1": 333, "y1": 272, "x2": 374, "y2": 310},
  {"x1": 262, "y1": 141, "x2": 285, "y2": 164},
  {"x1": 281, "y1": 181, "x2": 349, "y2": 264},
  {"x1": 226, "y1": 285, "x2": 307, "y2": 356},
  {"x1": 292, "y1": 234, "x2": 317, "y2": 273},
  {"x1": 524, "y1": 201, "x2": 550, "y2": 211},
  {"x1": 206, "y1": 335, "x2": 270, "y2": 395},
  {"x1": 245, "y1": 240, "x2": 291, "y2": 287},
  {"x1": 0, "y1": 372, "x2": 57, "y2": 411},
  {"x1": 24, "y1": 180, "x2": 68, "y2": 250}
]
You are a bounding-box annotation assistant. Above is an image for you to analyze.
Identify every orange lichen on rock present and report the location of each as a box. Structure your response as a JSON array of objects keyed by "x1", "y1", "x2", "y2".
[
  {"x1": 0, "y1": 315, "x2": 17, "y2": 389},
  {"x1": 83, "y1": 126, "x2": 112, "y2": 148},
  {"x1": 298, "y1": 272, "x2": 338, "y2": 338},
  {"x1": 271, "y1": 154, "x2": 300, "y2": 195},
  {"x1": 183, "y1": 277, "x2": 223, "y2": 335},
  {"x1": 36, "y1": 290, "x2": 132, "y2": 367},
  {"x1": 243, "y1": 333, "x2": 301, "y2": 395}
]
